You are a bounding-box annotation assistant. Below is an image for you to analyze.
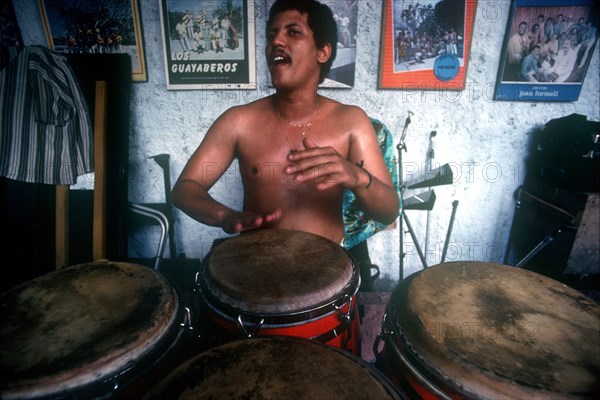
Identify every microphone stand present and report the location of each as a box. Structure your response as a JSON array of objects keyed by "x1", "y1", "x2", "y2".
[
  {"x1": 424, "y1": 131, "x2": 437, "y2": 263},
  {"x1": 397, "y1": 112, "x2": 429, "y2": 281},
  {"x1": 396, "y1": 112, "x2": 410, "y2": 282}
]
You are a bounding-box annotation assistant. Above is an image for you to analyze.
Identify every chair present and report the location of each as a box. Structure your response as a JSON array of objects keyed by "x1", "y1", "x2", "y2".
[
  {"x1": 129, "y1": 203, "x2": 169, "y2": 270},
  {"x1": 128, "y1": 154, "x2": 178, "y2": 271}
]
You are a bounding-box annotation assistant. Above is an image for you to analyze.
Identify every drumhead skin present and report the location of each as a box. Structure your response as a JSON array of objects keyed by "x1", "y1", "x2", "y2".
[
  {"x1": 204, "y1": 229, "x2": 356, "y2": 314},
  {"x1": 143, "y1": 337, "x2": 404, "y2": 400},
  {"x1": 0, "y1": 261, "x2": 179, "y2": 399},
  {"x1": 386, "y1": 261, "x2": 600, "y2": 399}
]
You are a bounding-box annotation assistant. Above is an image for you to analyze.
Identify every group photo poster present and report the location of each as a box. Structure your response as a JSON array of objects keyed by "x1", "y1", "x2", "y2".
[
  {"x1": 378, "y1": 0, "x2": 477, "y2": 90},
  {"x1": 159, "y1": 0, "x2": 256, "y2": 90},
  {"x1": 39, "y1": 0, "x2": 147, "y2": 82},
  {"x1": 494, "y1": 0, "x2": 599, "y2": 102}
]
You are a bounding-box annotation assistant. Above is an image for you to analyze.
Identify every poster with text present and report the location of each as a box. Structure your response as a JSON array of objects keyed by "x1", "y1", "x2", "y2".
[
  {"x1": 378, "y1": 0, "x2": 477, "y2": 90},
  {"x1": 159, "y1": 0, "x2": 256, "y2": 90},
  {"x1": 494, "y1": 0, "x2": 599, "y2": 101}
]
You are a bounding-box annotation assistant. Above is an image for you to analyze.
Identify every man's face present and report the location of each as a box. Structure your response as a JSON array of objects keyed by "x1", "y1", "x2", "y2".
[
  {"x1": 266, "y1": 10, "x2": 326, "y2": 89},
  {"x1": 518, "y1": 23, "x2": 527, "y2": 35}
]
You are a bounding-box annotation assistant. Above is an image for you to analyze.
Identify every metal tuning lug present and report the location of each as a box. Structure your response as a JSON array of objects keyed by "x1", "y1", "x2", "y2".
[{"x1": 236, "y1": 315, "x2": 264, "y2": 338}]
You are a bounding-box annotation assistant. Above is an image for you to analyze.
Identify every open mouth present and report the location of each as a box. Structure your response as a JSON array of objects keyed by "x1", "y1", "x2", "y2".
[{"x1": 271, "y1": 52, "x2": 291, "y2": 66}]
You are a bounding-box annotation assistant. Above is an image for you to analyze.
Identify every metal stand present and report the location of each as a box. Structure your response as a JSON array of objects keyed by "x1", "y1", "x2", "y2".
[
  {"x1": 424, "y1": 131, "x2": 437, "y2": 263},
  {"x1": 514, "y1": 225, "x2": 576, "y2": 268},
  {"x1": 397, "y1": 111, "x2": 429, "y2": 281},
  {"x1": 396, "y1": 112, "x2": 458, "y2": 281},
  {"x1": 441, "y1": 200, "x2": 459, "y2": 263}
]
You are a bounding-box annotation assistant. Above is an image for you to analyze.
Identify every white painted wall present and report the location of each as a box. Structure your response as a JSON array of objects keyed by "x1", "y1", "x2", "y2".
[{"x1": 14, "y1": 1, "x2": 599, "y2": 288}]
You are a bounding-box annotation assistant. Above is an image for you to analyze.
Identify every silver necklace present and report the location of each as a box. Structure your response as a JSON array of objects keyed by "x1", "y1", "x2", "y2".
[{"x1": 274, "y1": 96, "x2": 320, "y2": 137}]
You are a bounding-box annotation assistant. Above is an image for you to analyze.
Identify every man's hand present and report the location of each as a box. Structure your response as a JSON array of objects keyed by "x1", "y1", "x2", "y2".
[
  {"x1": 284, "y1": 137, "x2": 367, "y2": 191},
  {"x1": 221, "y1": 208, "x2": 282, "y2": 233}
]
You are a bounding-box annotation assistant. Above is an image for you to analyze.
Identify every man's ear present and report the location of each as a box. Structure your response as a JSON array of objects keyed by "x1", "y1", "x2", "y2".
[{"x1": 317, "y1": 43, "x2": 332, "y2": 64}]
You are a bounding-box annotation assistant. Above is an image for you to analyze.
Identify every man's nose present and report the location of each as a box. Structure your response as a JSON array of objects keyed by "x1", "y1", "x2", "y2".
[{"x1": 270, "y1": 31, "x2": 286, "y2": 48}]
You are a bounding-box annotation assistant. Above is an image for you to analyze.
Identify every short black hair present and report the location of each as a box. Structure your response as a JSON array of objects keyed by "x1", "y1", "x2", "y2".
[{"x1": 267, "y1": 0, "x2": 338, "y2": 83}]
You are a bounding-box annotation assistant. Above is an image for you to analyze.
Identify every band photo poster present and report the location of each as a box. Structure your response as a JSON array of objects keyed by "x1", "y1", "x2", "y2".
[
  {"x1": 159, "y1": 0, "x2": 256, "y2": 90},
  {"x1": 494, "y1": 0, "x2": 599, "y2": 102},
  {"x1": 378, "y1": 0, "x2": 477, "y2": 90},
  {"x1": 39, "y1": 0, "x2": 147, "y2": 82}
]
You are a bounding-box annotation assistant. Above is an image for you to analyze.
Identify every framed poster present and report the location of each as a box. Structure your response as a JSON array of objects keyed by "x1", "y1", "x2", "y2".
[
  {"x1": 159, "y1": 0, "x2": 256, "y2": 90},
  {"x1": 321, "y1": 0, "x2": 358, "y2": 88},
  {"x1": 39, "y1": 0, "x2": 147, "y2": 82},
  {"x1": 1, "y1": 0, "x2": 23, "y2": 46},
  {"x1": 494, "y1": 0, "x2": 598, "y2": 101},
  {"x1": 378, "y1": 0, "x2": 477, "y2": 90}
]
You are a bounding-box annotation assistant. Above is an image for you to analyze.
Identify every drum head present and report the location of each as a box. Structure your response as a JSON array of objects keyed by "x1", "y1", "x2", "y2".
[
  {"x1": 0, "y1": 261, "x2": 179, "y2": 399},
  {"x1": 204, "y1": 229, "x2": 355, "y2": 314},
  {"x1": 389, "y1": 262, "x2": 600, "y2": 399},
  {"x1": 143, "y1": 337, "x2": 402, "y2": 399}
]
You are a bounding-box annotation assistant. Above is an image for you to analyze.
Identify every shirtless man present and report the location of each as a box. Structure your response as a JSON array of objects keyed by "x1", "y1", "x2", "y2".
[{"x1": 171, "y1": 0, "x2": 399, "y2": 245}]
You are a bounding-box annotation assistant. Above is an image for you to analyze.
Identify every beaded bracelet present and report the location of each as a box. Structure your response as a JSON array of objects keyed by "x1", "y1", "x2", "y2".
[{"x1": 363, "y1": 168, "x2": 372, "y2": 189}]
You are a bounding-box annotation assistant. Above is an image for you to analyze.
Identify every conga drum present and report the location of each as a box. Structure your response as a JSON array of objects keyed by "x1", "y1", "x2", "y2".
[
  {"x1": 143, "y1": 336, "x2": 405, "y2": 399},
  {"x1": 196, "y1": 229, "x2": 361, "y2": 355},
  {"x1": 375, "y1": 261, "x2": 600, "y2": 400},
  {"x1": 0, "y1": 261, "x2": 184, "y2": 399}
]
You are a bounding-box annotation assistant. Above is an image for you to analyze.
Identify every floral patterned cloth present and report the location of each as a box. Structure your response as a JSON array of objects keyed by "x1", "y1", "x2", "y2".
[{"x1": 342, "y1": 118, "x2": 401, "y2": 249}]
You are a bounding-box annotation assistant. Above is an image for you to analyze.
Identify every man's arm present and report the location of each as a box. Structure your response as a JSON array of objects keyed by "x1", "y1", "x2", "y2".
[
  {"x1": 171, "y1": 107, "x2": 281, "y2": 233},
  {"x1": 345, "y1": 111, "x2": 399, "y2": 225}
]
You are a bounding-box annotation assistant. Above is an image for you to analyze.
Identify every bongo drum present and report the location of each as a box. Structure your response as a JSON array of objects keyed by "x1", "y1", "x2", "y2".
[
  {"x1": 0, "y1": 261, "x2": 183, "y2": 399},
  {"x1": 375, "y1": 261, "x2": 600, "y2": 399},
  {"x1": 196, "y1": 229, "x2": 361, "y2": 355},
  {"x1": 143, "y1": 337, "x2": 405, "y2": 399}
]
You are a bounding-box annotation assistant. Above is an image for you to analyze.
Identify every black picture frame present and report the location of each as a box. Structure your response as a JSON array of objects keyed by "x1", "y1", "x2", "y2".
[
  {"x1": 1, "y1": 0, "x2": 23, "y2": 47},
  {"x1": 39, "y1": 0, "x2": 147, "y2": 82}
]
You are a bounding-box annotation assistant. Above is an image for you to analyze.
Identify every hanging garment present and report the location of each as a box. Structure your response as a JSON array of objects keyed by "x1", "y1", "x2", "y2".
[{"x1": 0, "y1": 46, "x2": 93, "y2": 185}]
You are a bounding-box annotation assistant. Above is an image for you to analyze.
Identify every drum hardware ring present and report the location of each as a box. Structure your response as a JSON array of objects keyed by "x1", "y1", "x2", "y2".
[
  {"x1": 373, "y1": 313, "x2": 391, "y2": 359},
  {"x1": 180, "y1": 307, "x2": 193, "y2": 330},
  {"x1": 384, "y1": 333, "x2": 452, "y2": 400},
  {"x1": 237, "y1": 315, "x2": 265, "y2": 338},
  {"x1": 374, "y1": 309, "x2": 453, "y2": 399},
  {"x1": 334, "y1": 294, "x2": 353, "y2": 349}
]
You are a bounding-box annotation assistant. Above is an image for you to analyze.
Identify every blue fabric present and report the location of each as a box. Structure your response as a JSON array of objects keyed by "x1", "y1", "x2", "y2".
[{"x1": 342, "y1": 118, "x2": 401, "y2": 249}]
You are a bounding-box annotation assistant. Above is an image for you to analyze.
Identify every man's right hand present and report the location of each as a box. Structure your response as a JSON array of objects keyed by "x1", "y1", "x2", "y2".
[{"x1": 221, "y1": 209, "x2": 283, "y2": 233}]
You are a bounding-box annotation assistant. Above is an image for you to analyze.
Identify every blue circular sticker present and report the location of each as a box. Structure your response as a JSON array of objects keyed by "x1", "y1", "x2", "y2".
[{"x1": 433, "y1": 54, "x2": 460, "y2": 82}]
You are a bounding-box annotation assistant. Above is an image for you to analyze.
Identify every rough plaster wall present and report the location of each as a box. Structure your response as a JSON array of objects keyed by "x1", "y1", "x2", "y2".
[{"x1": 14, "y1": 1, "x2": 599, "y2": 288}]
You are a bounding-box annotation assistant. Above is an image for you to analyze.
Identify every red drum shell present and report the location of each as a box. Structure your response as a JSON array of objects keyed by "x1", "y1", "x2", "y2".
[
  {"x1": 197, "y1": 229, "x2": 361, "y2": 355},
  {"x1": 143, "y1": 337, "x2": 405, "y2": 399},
  {"x1": 0, "y1": 261, "x2": 182, "y2": 400},
  {"x1": 376, "y1": 261, "x2": 600, "y2": 400}
]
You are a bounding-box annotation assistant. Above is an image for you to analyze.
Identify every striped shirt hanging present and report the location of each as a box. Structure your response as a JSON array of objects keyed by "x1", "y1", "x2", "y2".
[{"x1": 0, "y1": 46, "x2": 93, "y2": 185}]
